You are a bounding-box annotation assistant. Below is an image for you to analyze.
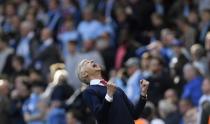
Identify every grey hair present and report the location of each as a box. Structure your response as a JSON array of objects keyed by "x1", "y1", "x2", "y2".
[
  {"x1": 76, "y1": 59, "x2": 89, "y2": 84},
  {"x1": 158, "y1": 99, "x2": 176, "y2": 118},
  {"x1": 21, "y1": 21, "x2": 34, "y2": 30}
]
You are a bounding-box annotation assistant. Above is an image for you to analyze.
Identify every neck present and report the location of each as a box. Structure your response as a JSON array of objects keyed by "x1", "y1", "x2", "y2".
[
  {"x1": 69, "y1": 50, "x2": 76, "y2": 55},
  {"x1": 15, "y1": 66, "x2": 22, "y2": 72},
  {"x1": 206, "y1": 91, "x2": 210, "y2": 95},
  {"x1": 89, "y1": 73, "x2": 103, "y2": 81}
]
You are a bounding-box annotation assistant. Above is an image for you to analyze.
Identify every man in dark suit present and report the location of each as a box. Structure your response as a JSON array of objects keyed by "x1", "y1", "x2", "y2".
[
  {"x1": 32, "y1": 28, "x2": 61, "y2": 75},
  {"x1": 77, "y1": 59, "x2": 149, "y2": 124}
]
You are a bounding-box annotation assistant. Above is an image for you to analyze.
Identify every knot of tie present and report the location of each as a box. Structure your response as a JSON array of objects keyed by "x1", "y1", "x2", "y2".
[{"x1": 100, "y1": 79, "x2": 107, "y2": 85}]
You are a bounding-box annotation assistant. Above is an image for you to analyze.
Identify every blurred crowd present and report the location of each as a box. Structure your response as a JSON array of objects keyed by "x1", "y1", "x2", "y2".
[{"x1": 1, "y1": 0, "x2": 210, "y2": 124}]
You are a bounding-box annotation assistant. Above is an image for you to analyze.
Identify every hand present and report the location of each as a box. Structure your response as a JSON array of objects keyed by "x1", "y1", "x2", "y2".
[
  {"x1": 106, "y1": 82, "x2": 116, "y2": 97},
  {"x1": 140, "y1": 79, "x2": 150, "y2": 96}
]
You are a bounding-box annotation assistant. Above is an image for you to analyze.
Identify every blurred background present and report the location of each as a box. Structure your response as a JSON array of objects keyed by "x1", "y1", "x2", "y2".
[{"x1": 0, "y1": 0, "x2": 210, "y2": 124}]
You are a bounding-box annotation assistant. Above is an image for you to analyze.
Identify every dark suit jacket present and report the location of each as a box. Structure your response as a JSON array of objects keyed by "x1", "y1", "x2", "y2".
[
  {"x1": 82, "y1": 85, "x2": 146, "y2": 124},
  {"x1": 200, "y1": 101, "x2": 210, "y2": 124},
  {"x1": 0, "y1": 95, "x2": 12, "y2": 124},
  {"x1": 32, "y1": 43, "x2": 61, "y2": 74}
]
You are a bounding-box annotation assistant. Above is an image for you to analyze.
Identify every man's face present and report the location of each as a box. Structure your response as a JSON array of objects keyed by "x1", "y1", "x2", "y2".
[
  {"x1": 164, "y1": 89, "x2": 177, "y2": 104},
  {"x1": 149, "y1": 59, "x2": 161, "y2": 73},
  {"x1": 82, "y1": 60, "x2": 102, "y2": 77},
  {"x1": 127, "y1": 66, "x2": 136, "y2": 76},
  {"x1": 20, "y1": 25, "x2": 30, "y2": 37},
  {"x1": 183, "y1": 66, "x2": 195, "y2": 81},
  {"x1": 205, "y1": 35, "x2": 210, "y2": 50},
  {"x1": 68, "y1": 42, "x2": 77, "y2": 53},
  {"x1": 49, "y1": 0, "x2": 58, "y2": 10},
  {"x1": 201, "y1": 11, "x2": 210, "y2": 22},
  {"x1": 41, "y1": 28, "x2": 51, "y2": 41},
  {"x1": 83, "y1": 40, "x2": 94, "y2": 51},
  {"x1": 83, "y1": 10, "x2": 93, "y2": 21},
  {"x1": 179, "y1": 100, "x2": 191, "y2": 114},
  {"x1": 141, "y1": 58, "x2": 150, "y2": 70},
  {"x1": 202, "y1": 79, "x2": 210, "y2": 94}
]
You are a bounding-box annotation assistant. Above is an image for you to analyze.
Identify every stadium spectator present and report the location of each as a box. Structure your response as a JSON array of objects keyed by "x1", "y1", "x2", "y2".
[
  {"x1": 58, "y1": 16, "x2": 79, "y2": 57},
  {"x1": 182, "y1": 63, "x2": 203, "y2": 106},
  {"x1": 65, "y1": 39, "x2": 82, "y2": 89},
  {"x1": 32, "y1": 28, "x2": 61, "y2": 76},
  {"x1": 175, "y1": 17, "x2": 197, "y2": 51},
  {"x1": 11, "y1": 76, "x2": 30, "y2": 124},
  {"x1": 179, "y1": 99, "x2": 193, "y2": 124},
  {"x1": 200, "y1": 101, "x2": 210, "y2": 124},
  {"x1": 10, "y1": 55, "x2": 28, "y2": 80},
  {"x1": 169, "y1": 40, "x2": 189, "y2": 94},
  {"x1": 22, "y1": 80, "x2": 46, "y2": 124},
  {"x1": 147, "y1": 56, "x2": 173, "y2": 105},
  {"x1": 77, "y1": 6, "x2": 102, "y2": 41},
  {"x1": 198, "y1": 75, "x2": 210, "y2": 123},
  {"x1": 158, "y1": 99, "x2": 180, "y2": 124},
  {"x1": 205, "y1": 32, "x2": 210, "y2": 69},
  {"x1": 190, "y1": 44, "x2": 208, "y2": 76},
  {"x1": 125, "y1": 57, "x2": 142, "y2": 104},
  {"x1": 164, "y1": 89, "x2": 178, "y2": 105},
  {"x1": 0, "y1": 79, "x2": 11, "y2": 124},
  {"x1": 16, "y1": 21, "x2": 36, "y2": 67},
  {"x1": 0, "y1": 33, "x2": 14, "y2": 74},
  {"x1": 199, "y1": 9, "x2": 210, "y2": 43},
  {"x1": 183, "y1": 108, "x2": 197, "y2": 124},
  {"x1": 66, "y1": 110, "x2": 82, "y2": 124},
  {"x1": 46, "y1": 0, "x2": 61, "y2": 32}
]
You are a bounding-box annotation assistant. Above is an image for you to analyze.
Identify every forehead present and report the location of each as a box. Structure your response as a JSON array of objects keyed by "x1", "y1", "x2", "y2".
[
  {"x1": 79, "y1": 59, "x2": 92, "y2": 69},
  {"x1": 151, "y1": 59, "x2": 159, "y2": 64},
  {"x1": 82, "y1": 59, "x2": 90, "y2": 65}
]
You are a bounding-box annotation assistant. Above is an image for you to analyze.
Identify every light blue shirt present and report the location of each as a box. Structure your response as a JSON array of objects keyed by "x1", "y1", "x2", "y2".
[
  {"x1": 126, "y1": 70, "x2": 142, "y2": 104},
  {"x1": 16, "y1": 37, "x2": 31, "y2": 67},
  {"x1": 47, "y1": 108, "x2": 66, "y2": 124},
  {"x1": 77, "y1": 20, "x2": 103, "y2": 41},
  {"x1": 114, "y1": 77, "x2": 127, "y2": 93},
  {"x1": 58, "y1": 30, "x2": 79, "y2": 57},
  {"x1": 22, "y1": 93, "x2": 45, "y2": 124},
  {"x1": 65, "y1": 52, "x2": 83, "y2": 89}
]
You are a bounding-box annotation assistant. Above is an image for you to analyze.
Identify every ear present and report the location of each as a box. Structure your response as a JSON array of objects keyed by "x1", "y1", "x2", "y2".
[{"x1": 81, "y1": 71, "x2": 88, "y2": 79}]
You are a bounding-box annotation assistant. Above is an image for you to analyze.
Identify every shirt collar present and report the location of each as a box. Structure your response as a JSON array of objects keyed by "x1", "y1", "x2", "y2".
[
  {"x1": 43, "y1": 38, "x2": 53, "y2": 46},
  {"x1": 90, "y1": 79, "x2": 104, "y2": 86}
]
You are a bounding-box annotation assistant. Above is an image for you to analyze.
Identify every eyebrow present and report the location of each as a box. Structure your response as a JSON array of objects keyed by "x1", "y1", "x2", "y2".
[{"x1": 83, "y1": 61, "x2": 88, "y2": 65}]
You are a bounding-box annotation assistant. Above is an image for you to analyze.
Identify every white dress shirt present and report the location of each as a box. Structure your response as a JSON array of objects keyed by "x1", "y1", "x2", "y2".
[{"x1": 90, "y1": 79, "x2": 113, "y2": 102}]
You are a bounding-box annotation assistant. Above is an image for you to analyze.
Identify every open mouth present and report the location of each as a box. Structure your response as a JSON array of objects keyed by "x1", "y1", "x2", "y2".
[
  {"x1": 93, "y1": 63, "x2": 97, "y2": 67},
  {"x1": 91, "y1": 61, "x2": 98, "y2": 68}
]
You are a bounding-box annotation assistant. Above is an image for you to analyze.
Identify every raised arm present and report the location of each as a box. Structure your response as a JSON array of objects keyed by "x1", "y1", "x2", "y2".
[{"x1": 122, "y1": 80, "x2": 149, "y2": 119}]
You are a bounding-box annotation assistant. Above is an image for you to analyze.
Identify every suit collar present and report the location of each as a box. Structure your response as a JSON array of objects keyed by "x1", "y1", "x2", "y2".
[{"x1": 90, "y1": 79, "x2": 104, "y2": 86}]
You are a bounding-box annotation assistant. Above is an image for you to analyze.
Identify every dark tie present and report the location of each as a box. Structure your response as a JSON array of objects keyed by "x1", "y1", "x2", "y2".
[{"x1": 100, "y1": 79, "x2": 107, "y2": 86}]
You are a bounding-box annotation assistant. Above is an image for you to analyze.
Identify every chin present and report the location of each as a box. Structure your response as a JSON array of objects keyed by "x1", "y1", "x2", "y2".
[{"x1": 96, "y1": 67, "x2": 102, "y2": 71}]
